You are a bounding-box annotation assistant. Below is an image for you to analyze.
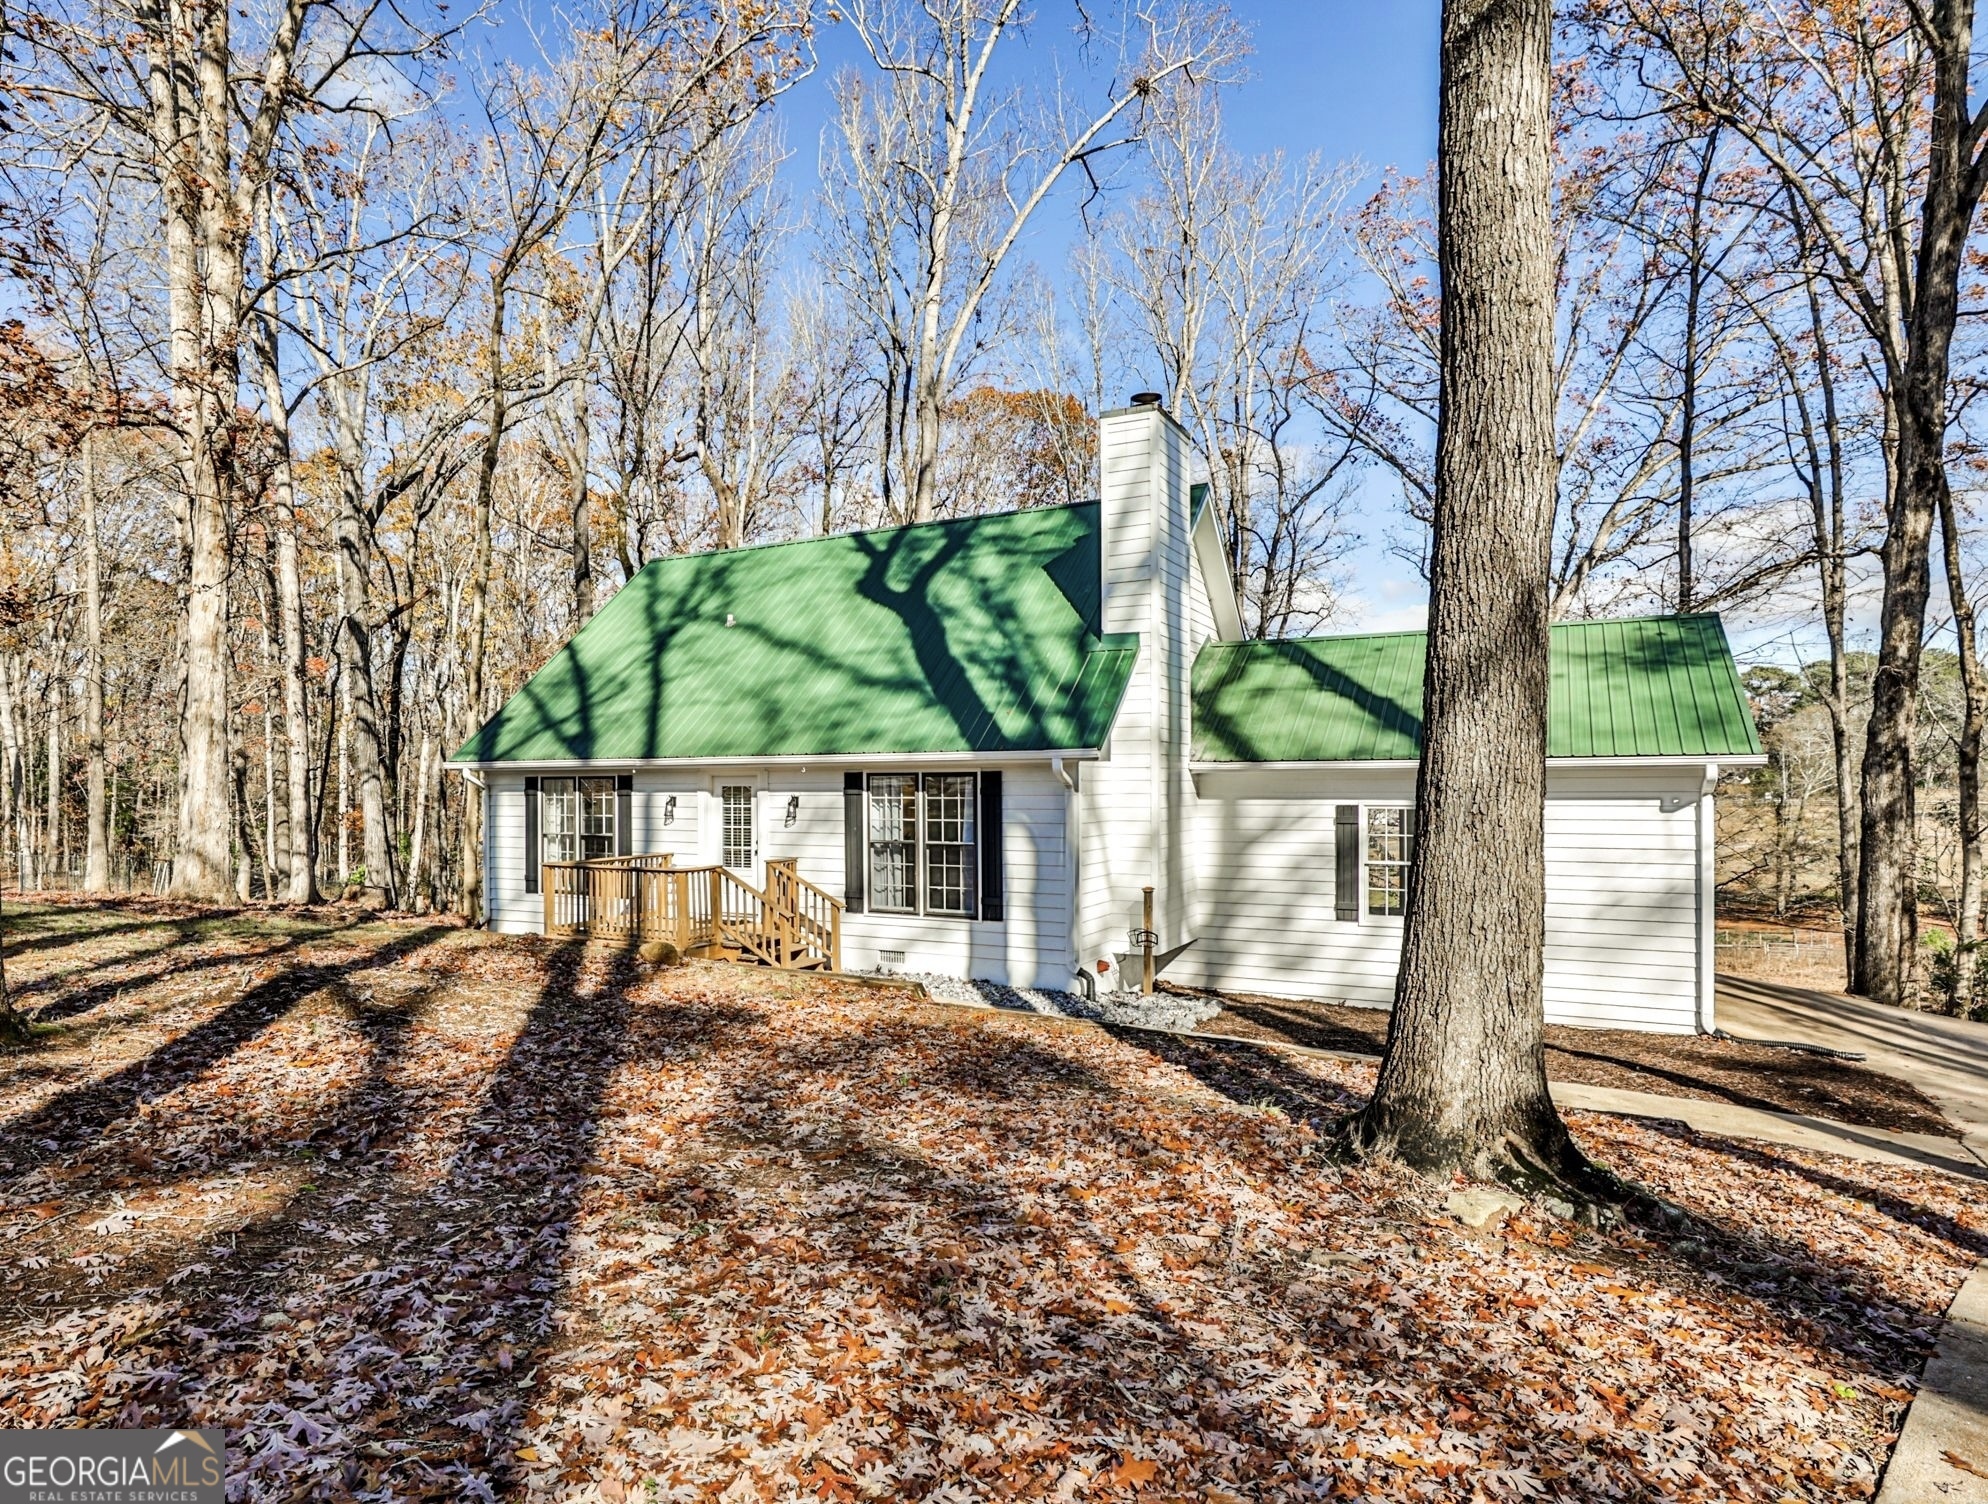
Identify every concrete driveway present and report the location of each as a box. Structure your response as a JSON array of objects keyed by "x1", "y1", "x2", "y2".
[{"x1": 1718, "y1": 973, "x2": 1988, "y2": 1163}]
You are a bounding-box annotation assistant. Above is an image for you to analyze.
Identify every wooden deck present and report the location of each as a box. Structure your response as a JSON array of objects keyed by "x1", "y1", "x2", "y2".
[{"x1": 542, "y1": 854, "x2": 842, "y2": 971}]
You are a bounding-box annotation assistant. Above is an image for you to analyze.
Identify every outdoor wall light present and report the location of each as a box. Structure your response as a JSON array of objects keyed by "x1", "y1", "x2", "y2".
[
  {"x1": 663, "y1": 796, "x2": 677, "y2": 825},
  {"x1": 785, "y1": 795, "x2": 800, "y2": 827}
]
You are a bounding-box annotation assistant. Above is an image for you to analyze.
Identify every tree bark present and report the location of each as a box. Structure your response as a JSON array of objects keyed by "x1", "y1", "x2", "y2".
[
  {"x1": 1674, "y1": 134, "x2": 1717, "y2": 614},
  {"x1": 1798, "y1": 257, "x2": 1860, "y2": 985},
  {"x1": 43, "y1": 668, "x2": 60, "y2": 883},
  {"x1": 408, "y1": 730, "x2": 433, "y2": 909},
  {"x1": 1343, "y1": 0, "x2": 1601, "y2": 1195},
  {"x1": 0, "y1": 884, "x2": 21, "y2": 1043},
  {"x1": 80, "y1": 427, "x2": 110, "y2": 891},
  {"x1": 251, "y1": 252, "x2": 318, "y2": 903},
  {"x1": 0, "y1": 656, "x2": 23, "y2": 887},
  {"x1": 459, "y1": 258, "x2": 516, "y2": 925},
  {"x1": 1853, "y1": 0, "x2": 1986, "y2": 1009},
  {"x1": 1940, "y1": 483, "x2": 1984, "y2": 1009},
  {"x1": 331, "y1": 401, "x2": 395, "y2": 908},
  {"x1": 159, "y1": 0, "x2": 248, "y2": 902}
]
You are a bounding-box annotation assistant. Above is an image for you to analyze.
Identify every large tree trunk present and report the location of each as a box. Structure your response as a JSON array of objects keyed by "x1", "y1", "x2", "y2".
[
  {"x1": 0, "y1": 655, "x2": 21, "y2": 887},
  {"x1": 1853, "y1": 0, "x2": 1984, "y2": 1009},
  {"x1": 1799, "y1": 261, "x2": 1859, "y2": 984},
  {"x1": 80, "y1": 427, "x2": 110, "y2": 891},
  {"x1": 1344, "y1": 0, "x2": 1598, "y2": 1194},
  {"x1": 459, "y1": 277, "x2": 510, "y2": 925},
  {"x1": 43, "y1": 667, "x2": 60, "y2": 882},
  {"x1": 332, "y1": 411, "x2": 395, "y2": 909},
  {"x1": 251, "y1": 278, "x2": 318, "y2": 902},
  {"x1": 161, "y1": 0, "x2": 242, "y2": 903},
  {"x1": 1940, "y1": 484, "x2": 1985, "y2": 1009},
  {"x1": 407, "y1": 730, "x2": 433, "y2": 910},
  {"x1": 0, "y1": 885, "x2": 21, "y2": 1042},
  {"x1": 336, "y1": 674, "x2": 352, "y2": 888}
]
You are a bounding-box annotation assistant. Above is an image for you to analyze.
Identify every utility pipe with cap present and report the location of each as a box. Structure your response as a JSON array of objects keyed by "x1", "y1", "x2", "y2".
[{"x1": 1141, "y1": 886, "x2": 1156, "y2": 995}]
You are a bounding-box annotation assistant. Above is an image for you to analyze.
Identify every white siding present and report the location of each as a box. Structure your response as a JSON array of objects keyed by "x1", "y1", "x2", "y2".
[
  {"x1": 1176, "y1": 765, "x2": 1708, "y2": 1034},
  {"x1": 485, "y1": 768, "x2": 707, "y2": 935},
  {"x1": 1078, "y1": 405, "x2": 1197, "y2": 973},
  {"x1": 484, "y1": 772, "x2": 533, "y2": 934},
  {"x1": 485, "y1": 762, "x2": 1077, "y2": 989},
  {"x1": 840, "y1": 766, "x2": 1073, "y2": 988}
]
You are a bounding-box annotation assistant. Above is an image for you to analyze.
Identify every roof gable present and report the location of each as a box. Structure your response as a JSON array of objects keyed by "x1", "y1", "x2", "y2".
[
  {"x1": 452, "y1": 503, "x2": 1137, "y2": 764},
  {"x1": 1192, "y1": 613, "x2": 1763, "y2": 763}
]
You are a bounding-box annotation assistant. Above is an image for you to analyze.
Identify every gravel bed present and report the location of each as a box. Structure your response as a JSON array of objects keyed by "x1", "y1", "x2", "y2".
[{"x1": 876, "y1": 971, "x2": 1222, "y2": 1032}]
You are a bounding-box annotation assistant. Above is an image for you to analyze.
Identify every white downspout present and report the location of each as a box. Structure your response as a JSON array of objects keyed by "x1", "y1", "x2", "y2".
[
  {"x1": 1053, "y1": 755, "x2": 1082, "y2": 990},
  {"x1": 1697, "y1": 761, "x2": 1721, "y2": 1033}
]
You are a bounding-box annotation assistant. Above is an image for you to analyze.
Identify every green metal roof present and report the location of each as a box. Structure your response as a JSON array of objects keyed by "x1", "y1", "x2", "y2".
[
  {"x1": 1192, "y1": 613, "x2": 1763, "y2": 763},
  {"x1": 451, "y1": 503, "x2": 1137, "y2": 764}
]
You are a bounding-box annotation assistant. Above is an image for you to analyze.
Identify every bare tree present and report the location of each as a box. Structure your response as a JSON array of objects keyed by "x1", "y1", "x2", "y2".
[
  {"x1": 8, "y1": 0, "x2": 464, "y2": 900},
  {"x1": 1109, "y1": 87, "x2": 1362, "y2": 633},
  {"x1": 1592, "y1": 0, "x2": 1988, "y2": 1008},
  {"x1": 832, "y1": 0, "x2": 1233, "y2": 521},
  {"x1": 785, "y1": 282, "x2": 877, "y2": 534},
  {"x1": 279, "y1": 110, "x2": 467, "y2": 908},
  {"x1": 1334, "y1": 139, "x2": 1790, "y2": 620}
]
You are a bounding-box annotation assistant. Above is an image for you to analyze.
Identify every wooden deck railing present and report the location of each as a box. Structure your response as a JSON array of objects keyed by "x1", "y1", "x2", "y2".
[{"x1": 543, "y1": 854, "x2": 841, "y2": 971}]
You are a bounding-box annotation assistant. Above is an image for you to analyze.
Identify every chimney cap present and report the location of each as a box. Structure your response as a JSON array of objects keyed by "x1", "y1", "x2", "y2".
[{"x1": 1130, "y1": 391, "x2": 1163, "y2": 408}]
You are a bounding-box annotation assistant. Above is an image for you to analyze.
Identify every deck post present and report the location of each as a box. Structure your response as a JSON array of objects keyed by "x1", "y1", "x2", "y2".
[
  {"x1": 543, "y1": 868, "x2": 553, "y2": 936},
  {"x1": 675, "y1": 869, "x2": 691, "y2": 952}
]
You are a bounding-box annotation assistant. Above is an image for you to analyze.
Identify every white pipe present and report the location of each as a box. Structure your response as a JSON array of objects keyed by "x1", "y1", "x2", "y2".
[
  {"x1": 1051, "y1": 755, "x2": 1078, "y2": 793},
  {"x1": 1696, "y1": 761, "x2": 1720, "y2": 1033}
]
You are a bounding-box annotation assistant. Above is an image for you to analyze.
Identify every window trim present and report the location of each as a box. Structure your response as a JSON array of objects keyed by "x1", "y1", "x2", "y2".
[
  {"x1": 865, "y1": 773, "x2": 919, "y2": 916},
  {"x1": 1363, "y1": 803, "x2": 1415, "y2": 919},
  {"x1": 717, "y1": 779, "x2": 758, "y2": 872},
  {"x1": 863, "y1": 771, "x2": 983, "y2": 919},
  {"x1": 540, "y1": 774, "x2": 619, "y2": 867}
]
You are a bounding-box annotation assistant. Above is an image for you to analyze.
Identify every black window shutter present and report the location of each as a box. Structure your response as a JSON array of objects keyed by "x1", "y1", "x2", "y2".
[
  {"x1": 1334, "y1": 804, "x2": 1359, "y2": 921},
  {"x1": 979, "y1": 771, "x2": 1004, "y2": 921},
  {"x1": 843, "y1": 772, "x2": 865, "y2": 912},
  {"x1": 615, "y1": 773, "x2": 633, "y2": 855},
  {"x1": 524, "y1": 777, "x2": 541, "y2": 894}
]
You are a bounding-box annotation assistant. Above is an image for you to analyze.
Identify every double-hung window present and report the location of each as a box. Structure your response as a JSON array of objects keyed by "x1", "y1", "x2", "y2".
[
  {"x1": 542, "y1": 776, "x2": 617, "y2": 863},
  {"x1": 867, "y1": 773, "x2": 977, "y2": 917},
  {"x1": 1365, "y1": 806, "x2": 1415, "y2": 917}
]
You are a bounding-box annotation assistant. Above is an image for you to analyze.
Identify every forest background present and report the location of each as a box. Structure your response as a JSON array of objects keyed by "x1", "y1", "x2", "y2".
[{"x1": 0, "y1": 0, "x2": 1972, "y2": 1009}]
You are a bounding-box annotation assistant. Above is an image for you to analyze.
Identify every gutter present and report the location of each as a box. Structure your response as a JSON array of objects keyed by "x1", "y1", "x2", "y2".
[
  {"x1": 1188, "y1": 754, "x2": 1766, "y2": 773},
  {"x1": 449, "y1": 748, "x2": 1106, "y2": 773}
]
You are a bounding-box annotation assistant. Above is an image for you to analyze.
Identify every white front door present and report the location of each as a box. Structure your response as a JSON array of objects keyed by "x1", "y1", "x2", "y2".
[{"x1": 718, "y1": 781, "x2": 758, "y2": 876}]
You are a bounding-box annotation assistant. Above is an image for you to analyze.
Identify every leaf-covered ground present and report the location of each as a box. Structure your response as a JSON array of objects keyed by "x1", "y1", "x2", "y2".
[{"x1": 1, "y1": 897, "x2": 1983, "y2": 1501}]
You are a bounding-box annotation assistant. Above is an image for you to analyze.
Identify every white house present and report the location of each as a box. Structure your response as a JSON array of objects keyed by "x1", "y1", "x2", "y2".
[{"x1": 450, "y1": 398, "x2": 1764, "y2": 1035}]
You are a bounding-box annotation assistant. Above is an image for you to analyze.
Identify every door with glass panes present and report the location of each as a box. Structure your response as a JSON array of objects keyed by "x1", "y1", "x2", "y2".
[{"x1": 716, "y1": 780, "x2": 758, "y2": 877}]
